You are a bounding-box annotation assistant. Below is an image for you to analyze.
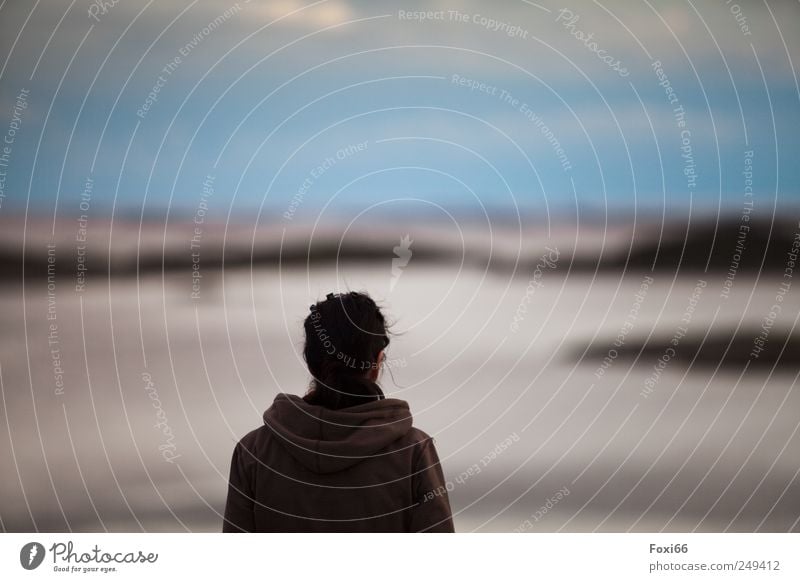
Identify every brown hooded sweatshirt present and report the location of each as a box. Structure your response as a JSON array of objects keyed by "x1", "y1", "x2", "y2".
[{"x1": 223, "y1": 393, "x2": 454, "y2": 532}]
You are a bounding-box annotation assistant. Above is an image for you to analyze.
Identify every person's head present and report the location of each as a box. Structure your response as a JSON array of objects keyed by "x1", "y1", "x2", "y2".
[{"x1": 302, "y1": 291, "x2": 390, "y2": 409}]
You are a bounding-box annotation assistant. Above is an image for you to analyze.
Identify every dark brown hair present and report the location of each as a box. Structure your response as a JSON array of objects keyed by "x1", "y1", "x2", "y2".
[{"x1": 303, "y1": 291, "x2": 390, "y2": 409}]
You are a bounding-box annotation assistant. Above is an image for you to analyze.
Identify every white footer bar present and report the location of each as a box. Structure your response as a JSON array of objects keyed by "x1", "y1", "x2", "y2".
[{"x1": 1, "y1": 533, "x2": 796, "y2": 581}]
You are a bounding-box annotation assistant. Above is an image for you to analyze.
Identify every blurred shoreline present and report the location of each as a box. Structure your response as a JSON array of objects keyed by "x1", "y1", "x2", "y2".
[{"x1": 1, "y1": 213, "x2": 798, "y2": 283}]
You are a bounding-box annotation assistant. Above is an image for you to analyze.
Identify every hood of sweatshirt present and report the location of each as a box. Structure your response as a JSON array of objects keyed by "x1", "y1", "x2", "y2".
[{"x1": 262, "y1": 392, "x2": 413, "y2": 474}]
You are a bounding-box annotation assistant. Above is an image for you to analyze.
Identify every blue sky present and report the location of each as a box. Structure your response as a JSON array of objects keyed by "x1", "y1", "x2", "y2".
[{"x1": 0, "y1": 0, "x2": 798, "y2": 224}]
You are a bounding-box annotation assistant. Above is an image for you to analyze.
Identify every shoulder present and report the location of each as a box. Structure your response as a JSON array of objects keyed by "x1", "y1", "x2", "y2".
[
  {"x1": 402, "y1": 427, "x2": 443, "y2": 465},
  {"x1": 233, "y1": 425, "x2": 272, "y2": 463},
  {"x1": 405, "y1": 427, "x2": 434, "y2": 446}
]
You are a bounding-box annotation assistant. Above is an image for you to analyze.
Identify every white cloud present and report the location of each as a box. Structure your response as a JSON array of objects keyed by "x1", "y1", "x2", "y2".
[{"x1": 244, "y1": 0, "x2": 355, "y2": 30}]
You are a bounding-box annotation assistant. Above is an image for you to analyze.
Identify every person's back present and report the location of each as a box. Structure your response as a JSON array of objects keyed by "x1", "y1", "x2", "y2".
[{"x1": 223, "y1": 292, "x2": 454, "y2": 532}]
